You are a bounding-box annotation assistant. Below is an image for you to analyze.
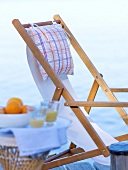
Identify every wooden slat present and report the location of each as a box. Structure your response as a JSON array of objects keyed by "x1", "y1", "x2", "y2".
[
  {"x1": 115, "y1": 134, "x2": 128, "y2": 141},
  {"x1": 85, "y1": 79, "x2": 99, "y2": 113},
  {"x1": 52, "y1": 87, "x2": 64, "y2": 101},
  {"x1": 53, "y1": 15, "x2": 128, "y2": 124},
  {"x1": 45, "y1": 148, "x2": 85, "y2": 163},
  {"x1": 65, "y1": 101, "x2": 128, "y2": 107},
  {"x1": 44, "y1": 149, "x2": 70, "y2": 163}
]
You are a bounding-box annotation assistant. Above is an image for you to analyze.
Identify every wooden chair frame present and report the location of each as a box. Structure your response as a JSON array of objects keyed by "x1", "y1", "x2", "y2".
[{"x1": 12, "y1": 14, "x2": 128, "y2": 170}]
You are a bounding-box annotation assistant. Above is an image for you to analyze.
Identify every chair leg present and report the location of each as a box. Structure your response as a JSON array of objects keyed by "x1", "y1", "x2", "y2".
[
  {"x1": 42, "y1": 148, "x2": 102, "y2": 170},
  {"x1": 69, "y1": 142, "x2": 76, "y2": 149}
]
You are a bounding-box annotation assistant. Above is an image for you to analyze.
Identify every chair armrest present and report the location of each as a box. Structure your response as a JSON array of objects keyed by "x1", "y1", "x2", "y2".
[
  {"x1": 64, "y1": 101, "x2": 128, "y2": 107},
  {"x1": 115, "y1": 134, "x2": 128, "y2": 141},
  {"x1": 110, "y1": 88, "x2": 128, "y2": 92}
]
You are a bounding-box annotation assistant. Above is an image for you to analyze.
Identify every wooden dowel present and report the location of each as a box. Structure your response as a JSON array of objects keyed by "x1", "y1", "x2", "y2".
[
  {"x1": 23, "y1": 20, "x2": 60, "y2": 28},
  {"x1": 115, "y1": 134, "x2": 128, "y2": 141},
  {"x1": 65, "y1": 101, "x2": 128, "y2": 107},
  {"x1": 110, "y1": 88, "x2": 128, "y2": 92}
]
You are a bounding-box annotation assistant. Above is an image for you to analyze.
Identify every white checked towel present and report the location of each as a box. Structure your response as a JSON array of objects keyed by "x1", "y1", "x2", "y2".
[{"x1": 27, "y1": 23, "x2": 74, "y2": 81}]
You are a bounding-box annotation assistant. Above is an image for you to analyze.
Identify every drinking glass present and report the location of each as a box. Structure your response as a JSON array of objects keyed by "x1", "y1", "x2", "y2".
[
  {"x1": 40, "y1": 101, "x2": 49, "y2": 116},
  {"x1": 45, "y1": 100, "x2": 59, "y2": 126},
  {"x1": 29, "y1": 106, "x2": 45, "y2": 128}
]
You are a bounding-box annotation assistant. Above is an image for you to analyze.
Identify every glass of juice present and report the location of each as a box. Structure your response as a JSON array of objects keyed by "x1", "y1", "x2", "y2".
[
  {"x1": 45, "y1": 100, "x2": 59, "y2": 126},
  {"x1": 40, "y1": 101, "x2": 49, "y2": 116},
  {"x1": 29, "y1": 106, "x2": 45, "y2": 128}
]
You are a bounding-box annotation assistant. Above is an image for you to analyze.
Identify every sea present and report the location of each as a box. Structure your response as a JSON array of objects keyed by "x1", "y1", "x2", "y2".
[{"x1": 0, "y1": 0, "x2": 128, "y2": 147}]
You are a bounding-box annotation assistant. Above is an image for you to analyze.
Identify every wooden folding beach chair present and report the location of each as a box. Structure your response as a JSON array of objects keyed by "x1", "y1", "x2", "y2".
[{"x1": 12, "y1": 14, "x2": 128, "y2": 170}]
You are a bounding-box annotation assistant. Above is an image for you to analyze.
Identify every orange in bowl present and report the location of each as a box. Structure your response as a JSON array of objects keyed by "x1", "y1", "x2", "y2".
[
  {"x1": 21, "y1": 105, "x2": 28, "y2": 113},
  {"x1": 7, "y1": 97, "x2": 23, "y2": 107},
  {"x1": 0, "y1": 98, "x2": 31, "y2": 127},
  {"x1": 5, "y1": 101, "x2": 22, "y2": 114}
]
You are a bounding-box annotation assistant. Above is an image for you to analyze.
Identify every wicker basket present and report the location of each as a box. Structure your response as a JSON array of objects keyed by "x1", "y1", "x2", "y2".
[{"x1": 0, "y1": 136, "x2": 49, "y2": 170}]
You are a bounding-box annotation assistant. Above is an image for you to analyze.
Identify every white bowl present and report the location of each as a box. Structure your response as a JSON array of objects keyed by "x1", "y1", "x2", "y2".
[{"x1": 0, "y1": 113, "x2": 30, "y2": 128}]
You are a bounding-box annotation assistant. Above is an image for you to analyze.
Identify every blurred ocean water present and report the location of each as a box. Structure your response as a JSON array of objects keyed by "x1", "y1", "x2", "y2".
[{"x1": 0, "y1": 0, "x2": 128, "y2": 137}]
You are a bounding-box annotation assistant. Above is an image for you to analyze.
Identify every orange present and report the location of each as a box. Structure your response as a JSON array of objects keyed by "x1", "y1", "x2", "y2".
[
  {"x1": 21, "y1": 105, "x2": 28, "y2": 113},
  {"x1": 5, "y1": 101, "x2": 22, "y2": 114},
  {"x1": 7, "y1": 97, "x2": 23, "y2": 107}
]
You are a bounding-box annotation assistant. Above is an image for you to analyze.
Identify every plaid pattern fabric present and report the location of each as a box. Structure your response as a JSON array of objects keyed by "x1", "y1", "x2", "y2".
[{"x1": 27, "y1": 24, "x2": 74, "y2": 81}]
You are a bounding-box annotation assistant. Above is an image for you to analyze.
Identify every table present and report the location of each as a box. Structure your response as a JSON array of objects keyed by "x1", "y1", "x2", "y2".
[{"x1": 0, "y1": 117, "x2": 71, "y2": 170}]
